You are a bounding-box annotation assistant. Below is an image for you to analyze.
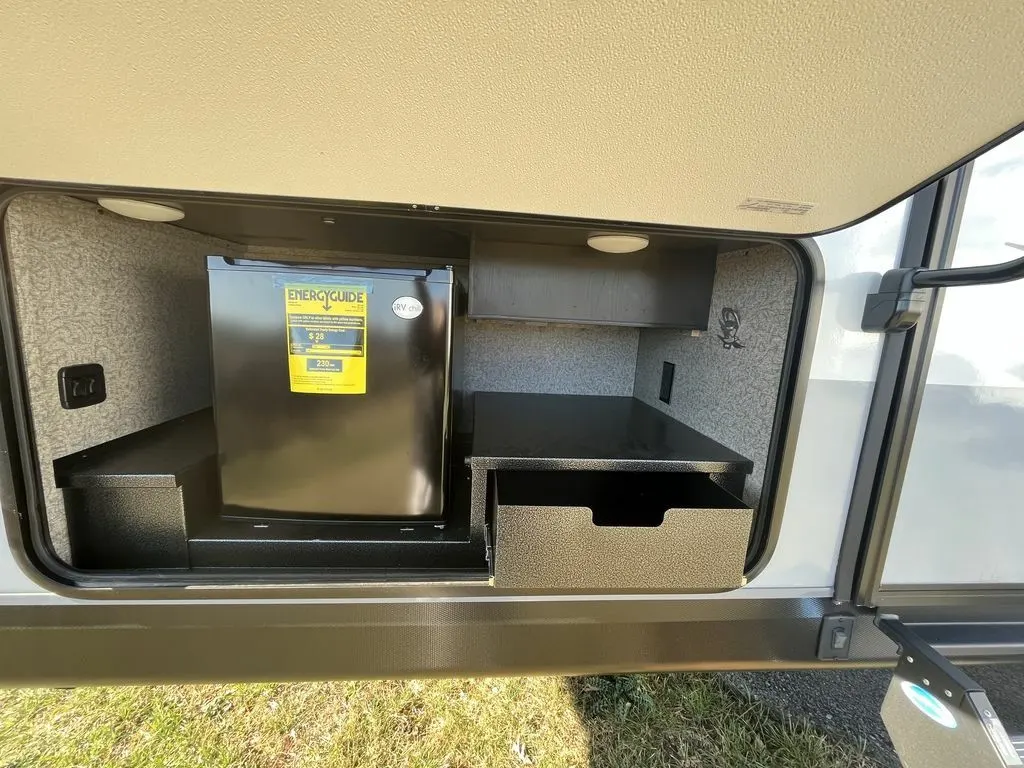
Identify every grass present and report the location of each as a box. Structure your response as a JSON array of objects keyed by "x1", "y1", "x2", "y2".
[{"x1": 0, "y1": 674, "x2": 880, "y2": 768}]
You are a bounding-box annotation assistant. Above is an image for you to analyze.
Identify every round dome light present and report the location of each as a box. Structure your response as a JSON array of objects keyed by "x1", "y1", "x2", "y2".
[
  {"x1": 98, "y1": 198, "x2": 184, "y2": 222},
  {"x1": 586, "y1": 233, "x2": 649, "y2": 254}
]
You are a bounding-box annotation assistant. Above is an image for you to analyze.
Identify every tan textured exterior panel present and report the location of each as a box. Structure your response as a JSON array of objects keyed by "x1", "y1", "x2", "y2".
[
  {"x1": 2, "y1": 2, "x2": 1023, "y2": 234},
  {"x1": 494, "y1": 505, "x2": 753, "y2": 592}
]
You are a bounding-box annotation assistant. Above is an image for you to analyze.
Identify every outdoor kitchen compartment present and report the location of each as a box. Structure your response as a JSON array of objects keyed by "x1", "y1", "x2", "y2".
[
  {"x1": 3, "y1": 193, "x2": 801, "y2": 581},
  {"x1": 207, "y1": 256, "x2": 455, "y2": 521}
]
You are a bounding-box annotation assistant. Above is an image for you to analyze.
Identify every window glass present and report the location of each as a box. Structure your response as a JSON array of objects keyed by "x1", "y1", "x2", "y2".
[{"x1": 883, "y1": 132, "x2": 1024, "y2": 585}]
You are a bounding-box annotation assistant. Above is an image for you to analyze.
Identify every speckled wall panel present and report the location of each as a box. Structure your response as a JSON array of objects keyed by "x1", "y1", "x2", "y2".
[
  {"x1": 633, "y1": 245, "x2": 797, "y2": 509},
  {"x1": 3, "y1": 195, "x2": 239, "y2": 561},
  {"x1": 463, "y1": 320, "x2": 639, "y2": 397}
]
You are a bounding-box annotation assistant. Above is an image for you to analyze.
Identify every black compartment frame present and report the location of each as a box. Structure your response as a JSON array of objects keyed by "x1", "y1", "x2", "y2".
[
  {"x1": 185, "y1": 434, "x2": 486, "y2": 571},
  {"x1": 0, "y1": 184, "x2": 817, "y2": 596}
]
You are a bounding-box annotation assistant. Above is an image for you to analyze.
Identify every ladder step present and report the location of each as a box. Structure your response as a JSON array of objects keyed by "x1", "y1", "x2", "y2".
[{"x1": 1009, "y1": 735, "x2": 1024, "y2": 761}]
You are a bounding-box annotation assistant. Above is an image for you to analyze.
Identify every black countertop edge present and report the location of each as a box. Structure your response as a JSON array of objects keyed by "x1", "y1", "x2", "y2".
[{"x1": 466, "y1": 457, "x2": 754, "y2": 474}]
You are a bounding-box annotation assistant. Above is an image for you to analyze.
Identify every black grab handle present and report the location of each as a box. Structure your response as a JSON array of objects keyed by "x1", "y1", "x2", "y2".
[{"x1": 862, "y1": 243, "x2": 1024, "y2": 332}]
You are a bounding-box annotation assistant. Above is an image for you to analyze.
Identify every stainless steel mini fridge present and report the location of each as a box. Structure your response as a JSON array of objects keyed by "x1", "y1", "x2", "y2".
[{"x1": 207, "y1": 256, "x2": 454, "y2": 521}]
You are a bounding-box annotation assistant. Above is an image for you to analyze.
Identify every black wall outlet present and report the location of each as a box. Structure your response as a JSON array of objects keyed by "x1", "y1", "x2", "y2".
[
  {"x1": 659, "y1": 361, "x2": 675, "y2": 404},
  {"x1": 58, "y1": 363, "x2": 106, "y2": 409}
]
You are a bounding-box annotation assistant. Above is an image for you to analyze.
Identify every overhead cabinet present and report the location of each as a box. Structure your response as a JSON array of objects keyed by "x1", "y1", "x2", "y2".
[{"x1": 469, "y1": 241, "x2": 717, "y2": 328}]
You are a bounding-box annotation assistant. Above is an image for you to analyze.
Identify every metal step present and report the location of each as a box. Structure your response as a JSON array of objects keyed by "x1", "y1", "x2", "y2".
[
  {"x1": 878, "y1": 618, "x2": 1023, "y2": 767},
  {"x1": 1010, "y1": 735, "x2": 1024, "y2": 762}
]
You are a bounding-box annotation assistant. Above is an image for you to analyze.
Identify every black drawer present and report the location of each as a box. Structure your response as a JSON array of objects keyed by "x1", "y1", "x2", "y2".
[{"x1": 493, "y1": 471, "x2": 752, "y2": 592}]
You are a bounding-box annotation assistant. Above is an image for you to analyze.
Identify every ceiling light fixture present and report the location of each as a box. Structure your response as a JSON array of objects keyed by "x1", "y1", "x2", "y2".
[
  {"x1": 586, "y1": 233, "x2": 649, "y2": 254},
  {"x1": 97, "y1": 198, "x2": 184, "y2": 222}
]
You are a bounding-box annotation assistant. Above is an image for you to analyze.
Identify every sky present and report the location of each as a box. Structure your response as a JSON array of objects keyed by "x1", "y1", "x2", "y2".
[{"x1": 928, "y1": 132, "x2": 1024, "y2": 387}]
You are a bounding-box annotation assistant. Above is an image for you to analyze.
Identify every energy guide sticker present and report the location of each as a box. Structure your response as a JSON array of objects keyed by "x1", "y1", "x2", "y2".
[{"x1": 284, "y1": 280, "x2": 369, "y2": 394}]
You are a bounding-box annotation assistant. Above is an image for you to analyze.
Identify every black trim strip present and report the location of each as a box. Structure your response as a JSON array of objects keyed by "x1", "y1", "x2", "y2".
[
  {"x1": 744, "y1": 239, "x2": 818, "y2": 570},
  {"x1": 833, "y1": 182, "x2": 942, "y2": 601},
  {"x1": 0, "y1": 597, "x2": 865, "y2": 685}
]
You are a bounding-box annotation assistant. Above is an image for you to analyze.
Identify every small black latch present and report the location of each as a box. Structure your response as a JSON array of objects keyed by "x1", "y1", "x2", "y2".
[
  {"x1": 58, "y1": 363, "x2": 106, "y2": 409},
  {"x1": 818, "y1": 614, "x2": 856, "y2": 660},
  {"x1": 861, "y1": 268, "x2": 928, "y2": 332}
]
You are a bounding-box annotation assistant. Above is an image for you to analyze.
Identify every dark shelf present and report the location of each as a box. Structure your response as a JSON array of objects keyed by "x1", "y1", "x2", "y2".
[
  {"x1": 469, "y1": 241, "x2": 716, "y2": 328},
  {"x1": 187, "y1": 534, "x2": 485, "y2": 569},
  {"x1": 54, "y1": 409, "x2": 216, "y2": 489},
  {"x1": 55, "y1": 410, "x2": 486, "y2": 571},
  {"x1": 468, "y1": 393, "x2": 753, "y2": 474}
]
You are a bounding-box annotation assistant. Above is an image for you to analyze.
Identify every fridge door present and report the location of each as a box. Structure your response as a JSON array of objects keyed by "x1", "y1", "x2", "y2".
[{"x1": 207, "y1": 257, "x2": 453, "y2": 521}]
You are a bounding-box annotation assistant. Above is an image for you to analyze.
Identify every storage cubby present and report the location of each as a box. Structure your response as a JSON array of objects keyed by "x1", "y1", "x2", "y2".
[
  {"x1": 55, "y1": 412, "x2": 485, "y2": 572},
  {"x1": 55, "y1": 410, "x2": 216, "y2": 569},
  {"x1": 469, "y1": 240, "x2": 716, "y2": 328}
]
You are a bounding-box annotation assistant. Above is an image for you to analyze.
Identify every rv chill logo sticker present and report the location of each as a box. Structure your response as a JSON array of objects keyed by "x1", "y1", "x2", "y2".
[
  {"x1": 284, "y1": 280, "x2": 369, "y2": 395},
  {"x1": 392, "y1": 296, "x2": 424, "y2": 320},
  {"x1": 900, "y1": 681, "x2": 958, "y2": 729}
]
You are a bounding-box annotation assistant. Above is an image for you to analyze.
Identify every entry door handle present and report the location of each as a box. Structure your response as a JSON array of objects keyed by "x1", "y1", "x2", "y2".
[{"x1": 862, "y1": 243, "x2": 1024, "y2": 332}]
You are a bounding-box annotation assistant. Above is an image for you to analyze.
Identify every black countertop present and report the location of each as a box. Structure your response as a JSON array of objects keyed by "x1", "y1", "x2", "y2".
[
  {"x1": 54, "y1": 409, "x2": 216, "y2": 489},
  {"x1": 467, "y1": 392, "x2": 753, "y2": 474}
]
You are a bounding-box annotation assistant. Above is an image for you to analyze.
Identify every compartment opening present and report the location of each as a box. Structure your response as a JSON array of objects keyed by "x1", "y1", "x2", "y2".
[
  {"x1": 594, "y1": 508, "x2": 665, "y2": 528},
  {"x1": 0, "y1": 191, "x2": 807, "y2": 590},
  {"x1": 495, "y1": 470, "x2": 750, "y2": 528}
]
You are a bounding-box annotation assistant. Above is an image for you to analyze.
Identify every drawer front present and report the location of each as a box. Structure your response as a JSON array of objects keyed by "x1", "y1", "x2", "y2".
[{"x1": 494, "y1": 504, "x2": 753, "y2": 592}]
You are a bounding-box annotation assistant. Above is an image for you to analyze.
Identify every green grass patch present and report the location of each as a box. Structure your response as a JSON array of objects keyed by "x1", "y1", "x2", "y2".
[{"x1": 0, "y1": 674, "x2": 879, "y2": 767}]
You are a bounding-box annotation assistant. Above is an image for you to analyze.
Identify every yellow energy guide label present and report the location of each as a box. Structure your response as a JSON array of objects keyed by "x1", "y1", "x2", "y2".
[{"x1": 284, "y1": 280, "x2": 370, "y2": 394}]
